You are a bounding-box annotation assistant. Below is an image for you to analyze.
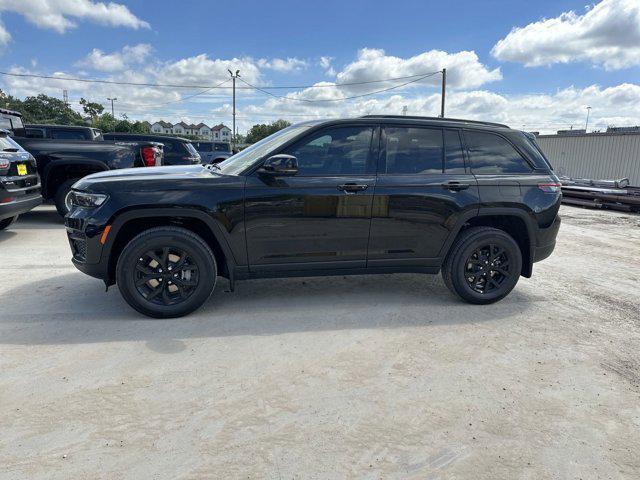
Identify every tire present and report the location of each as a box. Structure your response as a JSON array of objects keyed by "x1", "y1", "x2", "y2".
[
  {"x1": 442, "y1": 226, "x2": 522, "y2": 304},
  {"x1": 0, "y1": 215, "x2": 18, "y2": 231},
  {"x1": 54, "y1": 179, "x2": 80, "y2": 216},
  {"x1": 116, "y1": 226, "x2": 217, "y2": 318}
]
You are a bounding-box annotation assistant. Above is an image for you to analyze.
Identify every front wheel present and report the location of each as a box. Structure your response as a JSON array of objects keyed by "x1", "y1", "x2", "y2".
[
  {"x1": 0, "y1": 215, "x2": 18, "y2": 231},
  {"x1": 116, "y1": 227, "x2": 217, "y2": 318},
  {"x1": 54, "y1": 179, "x2": 80, "y2": 216},
  {"x1": 442, "y1": 227, "x2": 522, "y2": 304}
]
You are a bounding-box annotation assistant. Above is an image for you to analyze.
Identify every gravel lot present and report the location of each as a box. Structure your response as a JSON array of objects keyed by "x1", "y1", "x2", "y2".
[{"x1": 1, "y1": 205, "x2": 639, "y2": 479}]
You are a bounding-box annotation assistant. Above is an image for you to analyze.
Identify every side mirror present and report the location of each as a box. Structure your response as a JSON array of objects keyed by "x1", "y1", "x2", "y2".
[{"x1": 260, "y1": 154, "x2": 298, "y2": 176}]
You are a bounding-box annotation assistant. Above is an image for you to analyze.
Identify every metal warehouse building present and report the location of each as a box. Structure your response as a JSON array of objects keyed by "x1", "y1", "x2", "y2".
[{"x1": 536, "y1": 130, "x2": 640, "y2": 186}]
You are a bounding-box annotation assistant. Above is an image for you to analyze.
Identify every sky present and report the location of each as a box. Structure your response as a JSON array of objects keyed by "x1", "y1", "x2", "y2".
[{"x1": 0, "y1": 0, "x2": 639, "y2": 134}]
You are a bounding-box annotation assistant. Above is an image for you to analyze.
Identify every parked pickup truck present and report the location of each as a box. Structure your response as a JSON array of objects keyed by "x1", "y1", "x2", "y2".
[{"x1": 0, "y1": 108, "x2": 163, "y2": 216}]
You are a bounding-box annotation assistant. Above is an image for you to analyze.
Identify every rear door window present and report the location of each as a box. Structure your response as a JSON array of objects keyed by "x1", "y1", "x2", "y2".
[
  {"x1": 384, "y1": 127, "x2": 443, "y2": 174},
  {"x1": 465, "y1": 131, "x2": 532, "y2": 174}
]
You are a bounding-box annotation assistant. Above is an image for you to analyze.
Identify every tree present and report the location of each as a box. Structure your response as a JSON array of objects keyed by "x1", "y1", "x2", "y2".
[
  {"x1": 245, "y1": 119, "x2": 291, "y2": 144},
  {"x1": 79, "y1": 98, "x2": 104, "y2": 119},
  {"x1": 0, "y1": 91, "x2": 85, "y2": 125}
]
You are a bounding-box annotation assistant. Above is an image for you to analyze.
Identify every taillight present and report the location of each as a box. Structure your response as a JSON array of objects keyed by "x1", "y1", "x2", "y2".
[
  {"x1": 141, "y1": 146, "x2": 159, "y2": 167},
  {"x1": 0, "y1": 157, "x2": 9, "y2": 172},
  {"x1": 538, "y1": 183, "x2": 562, "y2": 193}
]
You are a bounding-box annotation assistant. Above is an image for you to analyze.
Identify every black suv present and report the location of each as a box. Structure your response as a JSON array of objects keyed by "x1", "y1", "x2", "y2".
[{"x1": 65, "y1": 116, "x2": 561, "y2": 318}]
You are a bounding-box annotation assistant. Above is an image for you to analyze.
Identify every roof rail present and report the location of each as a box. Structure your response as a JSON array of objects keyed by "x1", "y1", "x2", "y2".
[{"x1": 359, "y1": 115, "x2": 510, "y2": 129}]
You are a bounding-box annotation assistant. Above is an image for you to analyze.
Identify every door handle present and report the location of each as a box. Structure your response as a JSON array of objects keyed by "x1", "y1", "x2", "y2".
[
  {"x1": 338, "y1": 183, "x2": 369, "y2": 194},
  {"x1": 442, "y1": 181, "x2": 470, "y2": 191}
]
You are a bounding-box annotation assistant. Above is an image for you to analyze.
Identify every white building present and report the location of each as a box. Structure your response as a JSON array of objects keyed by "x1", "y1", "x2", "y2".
[
  {"x1": 211, "y1": 124, "x2": 232, "y2": 141},
  {"x1": 150, "y1": 120, "x2": 173, "y2": 134},
  {"x1": 149, "y1": 120, "x2": 231, "y2": 141}
]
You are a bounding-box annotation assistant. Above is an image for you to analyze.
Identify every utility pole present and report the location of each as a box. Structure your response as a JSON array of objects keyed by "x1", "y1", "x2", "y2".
[
  {"x1": 440, "y1": 68, "x2": 447, "y2": 118},
  {"x1": 62, "y1": 90, "x2": 69, "y2": 107},
  {"x1": 585, "y1": 106, "x2": 592, "y2": 132},
  {"x1": 402, "y1": 105, "x2": 408, "y2": 116},
  {"x1": 107, "y1": 97, "x2": 117, "y2": 117},
  {"x1": 227, "y1": 69, "x2": 240, "y2": 151}
]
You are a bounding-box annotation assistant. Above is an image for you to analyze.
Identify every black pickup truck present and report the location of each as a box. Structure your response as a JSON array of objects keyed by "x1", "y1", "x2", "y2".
[{"x1": 0, "y1": 108, "x2": 163, "y2": 216}]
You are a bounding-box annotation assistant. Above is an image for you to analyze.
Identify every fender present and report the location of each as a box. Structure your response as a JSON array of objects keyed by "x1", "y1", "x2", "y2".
[
  {"x1": 437, "y1": 206, "x2": 537, "y2": 274},
  {"x1": 43, "y1": 159, "x2": 109, "y2": 194},
  {"x1": 102, "y1": 206, "x2": 239, "y2": 269}
]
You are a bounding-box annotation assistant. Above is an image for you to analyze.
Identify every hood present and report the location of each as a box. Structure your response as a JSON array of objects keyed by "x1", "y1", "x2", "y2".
[{"x1": 73, "y1": 165, "x2": 223, "y2": 193}]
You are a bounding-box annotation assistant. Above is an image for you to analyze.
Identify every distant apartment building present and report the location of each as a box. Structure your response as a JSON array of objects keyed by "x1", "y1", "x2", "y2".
[{"x1": 150, "y1": 120, "x2": 231, "y2": 141}]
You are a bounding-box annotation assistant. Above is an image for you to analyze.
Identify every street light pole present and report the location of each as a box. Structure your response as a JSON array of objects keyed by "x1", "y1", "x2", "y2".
[
  {"x1": 227, "y1": 69, "x2": 240, "y2": 151},
  {"x1": 107, "y1": 97, "x2": 117, "y2": 117},
  {"x1": 585, "y1": 106, "x2": 592, "y2": 132}
]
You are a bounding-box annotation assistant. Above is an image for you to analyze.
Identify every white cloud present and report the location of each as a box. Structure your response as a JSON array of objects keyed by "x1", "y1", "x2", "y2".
[
  {"x1": 0, "y1": 0, "x2": 148, "y2": 45},
  {"x1": 335, "y1": 48, "x2": 502, "y2": 92},
  {"x1": 157, "y1": 54, "x2": 262, "y2": 87},
  {"x1": 77, "y1": 44, "x2": 152, "y2": 72},
  {"x1": 492, "y1": 0, "x2": 640, "y2": 70},
  {"x1": 0, "y1": 18, "x2": 8, "y2": 45},
  {"x1": 257, "y1": 57, "x2": 308, "y2": 72},
  {"x1": 236, "y1": 83, "x2": 640, "y2": 134},
  {"x1": 319, "y1": 56, "x2": 336, "y2": 76}
]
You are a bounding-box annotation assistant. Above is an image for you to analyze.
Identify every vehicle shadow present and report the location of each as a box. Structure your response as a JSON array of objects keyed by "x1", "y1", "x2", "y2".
[
  {"x1": 0, "y1": 230, "x2": 17, "y2": 243},
  {"x1": 13, "y1": 206, "x2": 63, "y2": 229},
  {"x1": 0, "y1": 271, "x2": 535, "y2": 350}
]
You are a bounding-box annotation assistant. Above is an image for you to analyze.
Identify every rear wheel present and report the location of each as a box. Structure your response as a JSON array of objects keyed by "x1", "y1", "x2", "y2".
[
  {"x1": 0, "y1": 215, "x2": 18, "y2": 231},
  {"x1": 442, "y1": 227, "x2": 522, "y2": 304},
  {"x1": 116, "y1": 227, "x2": 217, "y2": 318},
  {"x1": 54, "y1": 179, "x2": 80, "y2": 216}
]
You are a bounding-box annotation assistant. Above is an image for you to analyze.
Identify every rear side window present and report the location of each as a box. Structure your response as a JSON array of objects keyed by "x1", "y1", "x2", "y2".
[
  {"x1": 444, "y1": 129, "x2": 465, "y2": 173},
  {"x1": 25, "y1": 128, "x2": 45, "y2": 138},
  {"x1": 51, "y1": 129, "x2": 88, "y2": 140},
  {"x1": 465, "y1": 131, "x2": 532, "y2": 174},
  {"x1": 385, "y1": 127, "x2": 442, "y2": 174},
  {"x1": 197, "y1": 143, "x2": 213, "y2": 152}
]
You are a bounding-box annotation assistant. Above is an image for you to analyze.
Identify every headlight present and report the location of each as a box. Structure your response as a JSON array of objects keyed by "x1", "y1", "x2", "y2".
[{"x1": 70, "y1": 191, "x2": 109, "y2": 208}]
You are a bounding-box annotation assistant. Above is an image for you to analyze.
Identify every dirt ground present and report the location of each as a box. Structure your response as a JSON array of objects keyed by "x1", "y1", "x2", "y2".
[{"x1": 1, "y1": 205, "x2": 639, "y2": 479}]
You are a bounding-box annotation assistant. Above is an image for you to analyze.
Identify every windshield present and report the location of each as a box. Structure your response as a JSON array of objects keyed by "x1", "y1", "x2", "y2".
[{"x1": 217, "y1": 125, "x2": 310, "y2": 175}]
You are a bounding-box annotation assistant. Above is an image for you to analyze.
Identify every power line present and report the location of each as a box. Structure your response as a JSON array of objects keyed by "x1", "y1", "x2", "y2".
[
  {"x1": 0, "y1": 70, "x2": 442, "y2": 90},
  {"x1": 128, "y1": 78, "x2": 231, "y2": 108},
  {"x1": 238, "y1": 71, "x2": 441, "y2": 104}
]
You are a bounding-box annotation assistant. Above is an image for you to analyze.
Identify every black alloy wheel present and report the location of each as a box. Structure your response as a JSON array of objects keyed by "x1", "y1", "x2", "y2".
[
  {"x1": 442, "y1": 226, "x2": 522, "y2": 304},
  {"x1": 134, "y1": 247, "x2": 200, "y2": 306},
  {"x1": 464, "y1": 244, "x2": 511, "y2": 294},
  {"x1": 116, "y1": 226, "x2": 217, "y2": 318}
]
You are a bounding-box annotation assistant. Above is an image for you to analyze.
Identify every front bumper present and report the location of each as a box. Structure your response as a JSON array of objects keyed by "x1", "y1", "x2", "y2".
[{"x1": 65, "y1": 207, "x2": 111, "y2": 282}]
